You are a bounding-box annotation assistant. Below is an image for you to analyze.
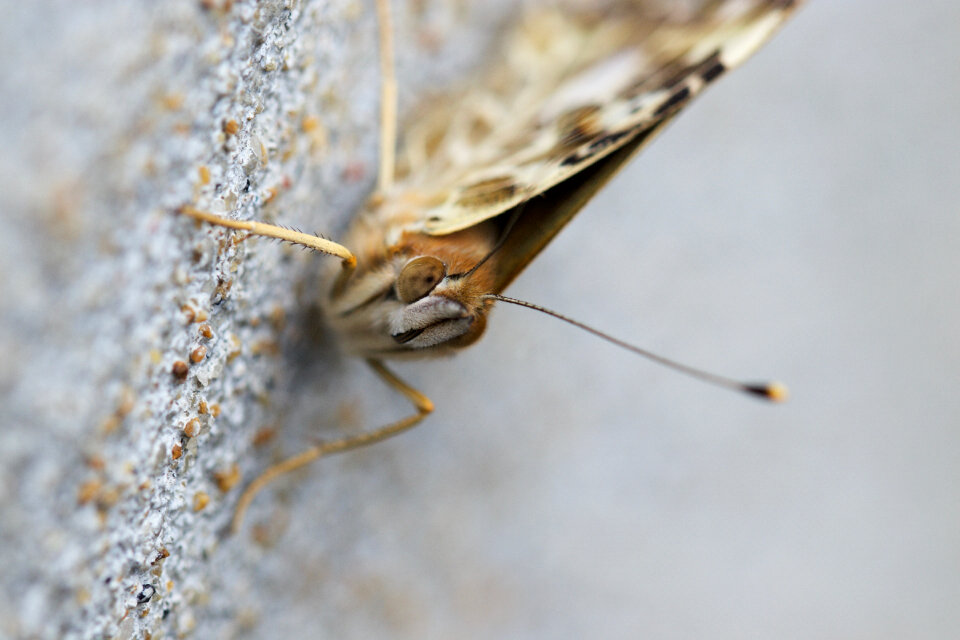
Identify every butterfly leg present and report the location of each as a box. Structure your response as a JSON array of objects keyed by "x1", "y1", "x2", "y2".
[
  {"x1": 231, "y1": 358, "x2": 433, "y2": 533},
  {"x1": 375, "y1": 0, "x2": 397, "y2": 193}
]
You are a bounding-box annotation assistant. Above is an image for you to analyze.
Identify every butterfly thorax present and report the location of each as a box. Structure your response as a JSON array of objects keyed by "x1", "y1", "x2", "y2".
[{"x1": 324, "y1": 197, "x2": 499, "y2": 360}]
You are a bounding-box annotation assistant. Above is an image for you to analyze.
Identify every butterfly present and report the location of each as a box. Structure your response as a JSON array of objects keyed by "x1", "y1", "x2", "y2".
[{"x1": 179, "y1": 0, "x2": 799, "y2": 530}]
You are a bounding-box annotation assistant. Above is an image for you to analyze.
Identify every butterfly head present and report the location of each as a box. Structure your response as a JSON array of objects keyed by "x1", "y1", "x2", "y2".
[
  {"x1": 326, "y1": 225, "x2": 498, "y2": 359},
  {"x1": 385, "y1": 254, "x2": 492, "y2": 352}
]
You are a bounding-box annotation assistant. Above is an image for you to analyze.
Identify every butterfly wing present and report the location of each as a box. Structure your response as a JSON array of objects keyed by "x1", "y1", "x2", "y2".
[
  {"x1": 490, "y1": 110, "x2": 676, "y2": 292},
  {"x1": 391, "y1": 0, "x2": 800, "y2": 250}
]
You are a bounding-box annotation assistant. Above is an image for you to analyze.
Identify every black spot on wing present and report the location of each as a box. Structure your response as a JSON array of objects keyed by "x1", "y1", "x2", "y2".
[
  {"x1": 700, "y1": 57, "x2": 726, "y2": 83},
  {"x1": 560, "y1": 151, "x2": 583, "y2": 168},
  {"x1": 560, "y1": 129, "x2": 631, "y2": 167},
  {"x1": 626, "y1": 50, "x2": 723, "y2": 114},
  {"x1": 654, "y1": 85, "x2": 691, "y2": 117},
  {"x1": 560, "y1": 129, "x2": 646, "y2": 167},
  {"x1": 588, "y1": 129, "x2": 631, "y2": 154}
]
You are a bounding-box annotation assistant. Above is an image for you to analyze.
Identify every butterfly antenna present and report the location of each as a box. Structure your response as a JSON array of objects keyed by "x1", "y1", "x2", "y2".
[{"x1": 485, "y1": 294, "x2": 788, "y2": 402}]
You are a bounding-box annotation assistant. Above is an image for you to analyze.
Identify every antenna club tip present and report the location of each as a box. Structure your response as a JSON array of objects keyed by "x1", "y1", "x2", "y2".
[
  {"x1": 749, "y1": 381, "x2": 789, "y2": 402},
  {"x1": 768, "y1": 381, "x2": 789, "y2": 402},
  {"x1": 743, "y1": 381, "x2": 789, "y2": 402}
]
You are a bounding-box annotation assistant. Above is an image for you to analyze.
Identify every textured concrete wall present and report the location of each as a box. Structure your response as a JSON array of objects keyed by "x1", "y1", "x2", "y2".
[
  {"x1": 0, "y1": 1, "x2": 517, "y2": 638},
  {"x1": 2, "y1": 1, "x2": 959, "y2": 639}
]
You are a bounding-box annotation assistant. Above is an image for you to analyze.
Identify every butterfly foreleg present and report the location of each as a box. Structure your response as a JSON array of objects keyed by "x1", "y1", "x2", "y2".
[
  {"x1": 230, "y1": 358, "x2": 433, "y2": 533},
  {"x1": 177, "y1": 205, "x2": 357, "y2": 271}
]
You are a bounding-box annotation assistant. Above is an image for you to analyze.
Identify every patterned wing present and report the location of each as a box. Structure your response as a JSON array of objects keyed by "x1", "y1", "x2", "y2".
[{"x1": 390, "y1": 0, "x2": 800, "y2": 236}]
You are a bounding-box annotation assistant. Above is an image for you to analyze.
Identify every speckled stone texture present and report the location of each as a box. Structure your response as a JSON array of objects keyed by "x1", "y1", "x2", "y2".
[
  {"x1": 2, "y1": 1, "x2": 959, "y2": 639},
  {"x1": 0, "y1": 1, "x2": 516, "y2": 637}
]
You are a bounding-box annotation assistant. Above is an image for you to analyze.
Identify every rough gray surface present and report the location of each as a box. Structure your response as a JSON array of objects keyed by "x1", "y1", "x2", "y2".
[
  {"x1": 0, "y1": 1, "x2": 516, "y2": 638},
  {"x1": 2, "y1": 1, "x2": 959, "y2": 639}
]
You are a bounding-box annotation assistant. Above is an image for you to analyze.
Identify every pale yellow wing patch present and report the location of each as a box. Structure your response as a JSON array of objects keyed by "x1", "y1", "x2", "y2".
[{"x1": 387, "y1": 0, "x2": 800, "y2": 236}]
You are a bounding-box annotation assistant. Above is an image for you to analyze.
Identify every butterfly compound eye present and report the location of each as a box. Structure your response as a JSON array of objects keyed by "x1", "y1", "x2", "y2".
[{"x1": 396, "y1": 256, "x2": 447, "y2": 303}]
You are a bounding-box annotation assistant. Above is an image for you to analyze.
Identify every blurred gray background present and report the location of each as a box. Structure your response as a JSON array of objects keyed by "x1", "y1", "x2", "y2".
[{"x1": 1, "y1": 1, "x2": 957, "y2": 638}]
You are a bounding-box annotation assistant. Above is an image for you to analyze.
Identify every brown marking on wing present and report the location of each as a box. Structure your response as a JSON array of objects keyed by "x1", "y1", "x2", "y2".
[
  {"x1": 386, "y1": 2, "x2": 802, "y2": 239},
  {"x1": 454, "y1": 176, "x2": 520, "y2": 209},
  {"x1": 555, "y1": 104, "x2": 605, "y2": 150}
]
